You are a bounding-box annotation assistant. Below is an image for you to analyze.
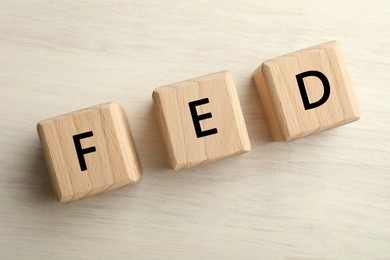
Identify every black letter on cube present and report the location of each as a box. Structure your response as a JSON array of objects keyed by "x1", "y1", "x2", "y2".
[
  {"x1": 73, "y1": 131, "x2": 96, "y2": 171},
  {"x1": 188, "y1": 98, "x2": 218, "y2": 138},
  {"x1": 296, "y1": 70, "x2": 331, "y2": 110}
]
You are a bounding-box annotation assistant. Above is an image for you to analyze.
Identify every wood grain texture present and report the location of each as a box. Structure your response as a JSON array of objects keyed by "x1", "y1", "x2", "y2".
[
  {"x1": 0, "y1": 0, "x2": 389, "y2": 259},
  {"x1": 153, "y1": 71, "x2": 251, "y2": 170},
  {"x1": 37, "y1": 102, "x2": 142, "y2": 203},
  {"x1": 253, "y1": 41, "x2": 360, "y2": 141}
]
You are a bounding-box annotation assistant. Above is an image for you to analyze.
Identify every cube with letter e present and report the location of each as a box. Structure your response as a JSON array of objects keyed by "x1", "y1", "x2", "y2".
[
  {"x1": 253, "y1": 41, "x2": 360, "y2": 141},
  {"x1": 152, "y1": 71, "x2": 251, "y2": 170}
]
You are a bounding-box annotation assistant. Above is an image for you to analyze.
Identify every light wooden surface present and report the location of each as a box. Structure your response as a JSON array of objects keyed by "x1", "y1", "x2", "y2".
[
  {"x1": 253, "y1": 41, "x2": 360, "y2": 141},
  {"x1": 153, "y1": 71, "x2": 250, "y2": 170},
  {"x1": 37, "y1": 102, "x2": 142, "y2": 203},
  {"x1": 1, "y1": 0, "x2": 389, "y2": 259}
]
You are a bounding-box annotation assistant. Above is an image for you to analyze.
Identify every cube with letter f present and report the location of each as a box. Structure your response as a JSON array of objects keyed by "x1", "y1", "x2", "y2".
[
  {"x1": 152, "y1": 71, "x2": 251, "y2": 170},
  {"x1": 253, "y1": 41, "x2": 360, "y2": 141},
  {"x1": 37, "y1": 102, "x2": 142, "y2": 203}
]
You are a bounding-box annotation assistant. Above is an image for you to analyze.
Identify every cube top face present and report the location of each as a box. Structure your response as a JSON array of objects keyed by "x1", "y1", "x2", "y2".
[
  {"x1": 37, "y1": 102, "x2": 142, "y2": 203},
  {"x1": 254, "y1": 41, "x2": 360, "y2": 141},
  {"x1": 153, "y1": 71, "x2": 251, "y2": 170}
]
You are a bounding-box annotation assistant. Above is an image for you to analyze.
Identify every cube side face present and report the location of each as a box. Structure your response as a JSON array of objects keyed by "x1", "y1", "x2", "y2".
[
  {"x1": 258, "y1": 41, "x2": 360, "y2": 141},
  {"x1": 37, "y1": 122, "x2": 68, "y2": 202},
  {"x1": 153, "y1": 71, "x2": 250, "y2": 170},
  {"x1": 325, "y1": 42, "x2": 360, "y2": 121},
  {"x1": 152, "y1": 91, "x2": 181, "y2": 169},
  {"x1": 223, "y1": 72, "x2": 251, "y2": 152},
  {"x1": 108, "y1": 103, "x2": 142, "y2": 186},
  {"x1": 253, "y1": 65, "x2": 286, "y2": 141},
  {"x1": 37, "y1": 102, "x2": 139, "y2": 203}
]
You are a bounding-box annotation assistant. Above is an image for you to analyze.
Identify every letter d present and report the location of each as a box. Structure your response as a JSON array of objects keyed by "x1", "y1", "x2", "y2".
[{"x1": 295, "y1": 70, "x2": 330, "y2": 110}]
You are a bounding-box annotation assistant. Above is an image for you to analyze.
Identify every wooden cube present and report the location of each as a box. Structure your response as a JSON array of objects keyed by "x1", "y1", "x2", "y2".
[
  {"x1": 37, "y1": 102, "x2": 142, "y2": 203},
  {"x1": 152, "y1": 71, "x2": 251, "y2": 170},
  {"x1": 253, "y1": 41, "x2": 360, "y2": 141}
]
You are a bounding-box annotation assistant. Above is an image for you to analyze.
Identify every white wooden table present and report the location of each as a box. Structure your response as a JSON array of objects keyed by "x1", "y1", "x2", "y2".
[{"x1": 1, "y1": 1, "x2": 389, "y2": 259}]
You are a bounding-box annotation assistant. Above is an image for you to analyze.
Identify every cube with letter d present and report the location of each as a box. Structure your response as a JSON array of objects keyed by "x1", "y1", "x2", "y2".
[
  {"x1": 152, "y1": 71, "x2": 251, "y2": 170},
  {"x1": 253, "y1": 41, "x2": 360, "y2": 141}
]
